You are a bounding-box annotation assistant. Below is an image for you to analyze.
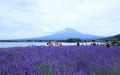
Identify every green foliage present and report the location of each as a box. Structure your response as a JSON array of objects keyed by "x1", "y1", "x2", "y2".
[
  {"x1": 114, "y1": 34, "x2": 120, "y2": 40},
  {"x1": 65, "y1": 38, "x2": 82, "y2": 42},
  {"x1": 111, "y1": 39, "x2": 120, "y2": 46},
  {"x1": 42, "y1": 67, "x2": 54, "y2": 75}
]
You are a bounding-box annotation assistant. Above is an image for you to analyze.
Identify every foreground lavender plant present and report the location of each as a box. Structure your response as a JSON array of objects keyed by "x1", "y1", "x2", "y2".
[{"x1": 0, "y1": 46, "x2": 120, "y2": 75}]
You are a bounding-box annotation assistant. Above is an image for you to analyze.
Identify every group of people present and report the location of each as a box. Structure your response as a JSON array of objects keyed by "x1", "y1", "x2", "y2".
[
  {"x1": 76, "y1": 40, "x2": 110, "y2": 48},
  {"x1": 47, "y1": 40, "x2": 110, "y2": 48},
  {"x1": 47, "y1": 41, "x2": 62, "y2": 46}
]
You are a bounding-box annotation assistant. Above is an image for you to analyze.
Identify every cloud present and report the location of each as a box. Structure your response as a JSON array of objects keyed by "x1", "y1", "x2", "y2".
[{"x1": 0, "y1": 0, "x2": 120, "y2": 39}]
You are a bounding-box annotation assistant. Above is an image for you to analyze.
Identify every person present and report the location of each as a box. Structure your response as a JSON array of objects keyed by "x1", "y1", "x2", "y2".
[
  {"x1": 91, "y1": 40, "x2": 96, "y2": 46},
  {"x1": 59, "y1": 42, "x2": 62, "y2": 46},
  {"x1": 105, "y1": 40, "x2": 110, "y2": 48},
  {"x1": 50, "y1": 41, "x2": 54, "y2": 46},
  {"x1": 47, "y1": 42, "x2": 49, "y2": 46},
  {"x1": 58, "y1": 41, "x2": 62, "y2": 46},
  {"x1": 47, "y1": 41, "x2": 54, "y2": 46},
  {"x1": 55, "y1": 41, "x2": 58, "y2": 46},
  {"x1": 77, "y1": 41, "x2": 80, "y2": 46},
  {"x1": 47, "y1": 41, "x2": 50, "y2": 46}
]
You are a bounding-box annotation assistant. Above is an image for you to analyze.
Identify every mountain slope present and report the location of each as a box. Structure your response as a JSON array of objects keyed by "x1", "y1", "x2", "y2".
[
  {"x1": 100, "y1": 34, "x2": 120, "y2": 41},
  {"x1": 31, "y1": 28, "x2": 104, "y2": 40},
  {"x1": 113, "y1": 34, "x2": 120, "y2": 40}
]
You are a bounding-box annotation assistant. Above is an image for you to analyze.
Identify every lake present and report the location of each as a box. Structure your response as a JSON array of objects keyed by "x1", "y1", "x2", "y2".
[
  {"x1": 0, "y1": 42, "x2": 75, "y2": 48},
  {"x1": 0, "y1": 42, "x2": 104, "y2": 48}
]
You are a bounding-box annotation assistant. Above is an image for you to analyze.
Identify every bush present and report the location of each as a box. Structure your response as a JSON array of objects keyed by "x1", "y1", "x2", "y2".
[
  {"x1": 111, "y1": 39, "x2": 120, "y2": 46},
  {"x1": 65, "y1": 38, "x2": 82, "y2": 42}
]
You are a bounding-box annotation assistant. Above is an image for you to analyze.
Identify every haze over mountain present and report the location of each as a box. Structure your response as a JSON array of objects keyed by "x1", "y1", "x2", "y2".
[{"x1": 30, "y1": 28, "x2": 104, "y2": 40}]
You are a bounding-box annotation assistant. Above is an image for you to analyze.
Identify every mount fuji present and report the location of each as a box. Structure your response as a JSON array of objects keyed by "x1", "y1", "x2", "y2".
[{"x1": 30, "y1": 28, "x2": 104, "y2": 40}]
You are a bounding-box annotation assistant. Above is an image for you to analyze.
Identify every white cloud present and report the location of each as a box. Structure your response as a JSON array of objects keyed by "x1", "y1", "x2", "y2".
[{"x1": 0, "y1": 0, "x2": 120, "y2": 39}]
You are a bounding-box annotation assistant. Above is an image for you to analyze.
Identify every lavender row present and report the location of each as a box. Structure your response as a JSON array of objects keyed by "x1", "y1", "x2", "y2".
[{"x1": 0, "y1": 46, "x2": 120, "y2": 75}]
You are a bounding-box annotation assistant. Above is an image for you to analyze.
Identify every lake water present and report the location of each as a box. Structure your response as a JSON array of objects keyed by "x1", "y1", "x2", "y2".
[
  {"x1": 0, "y1": 42, "x2": 104, "y2": 48},
  {"x1": 0, "y1": 42, "x2": 76, "y2": 48}
]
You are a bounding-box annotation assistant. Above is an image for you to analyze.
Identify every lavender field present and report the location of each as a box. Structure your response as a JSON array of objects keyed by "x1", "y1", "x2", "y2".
[{"x1": 0, "y1": 46, "x2": 120, "y2": 75}]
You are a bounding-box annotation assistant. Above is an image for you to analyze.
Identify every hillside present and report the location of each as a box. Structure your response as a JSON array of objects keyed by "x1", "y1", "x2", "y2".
[
  {"x1": 100, "y1": 34, "x2": 120, "y2": 41},
  {"x1": 30, "y1": 28, "x2": 103, "y2": 40}
]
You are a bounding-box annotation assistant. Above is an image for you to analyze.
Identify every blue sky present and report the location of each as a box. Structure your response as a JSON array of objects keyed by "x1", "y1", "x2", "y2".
[{"x1": 0, "y1": 0, "x2": 120, "y2": 40}]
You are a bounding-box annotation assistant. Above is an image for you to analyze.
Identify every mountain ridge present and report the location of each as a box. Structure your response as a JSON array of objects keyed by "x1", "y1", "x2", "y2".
[
  {"x1": 99, "y1": 34, "x2": 120, "y2": 41},
  {"x1": 30, "y1": 28, "x2": 104, "y2": 40}
]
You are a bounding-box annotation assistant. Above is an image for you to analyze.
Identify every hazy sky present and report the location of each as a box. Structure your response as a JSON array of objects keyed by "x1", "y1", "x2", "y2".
[{"x1": 0, "y1": 0, "x2": 120, "y2": 39}]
